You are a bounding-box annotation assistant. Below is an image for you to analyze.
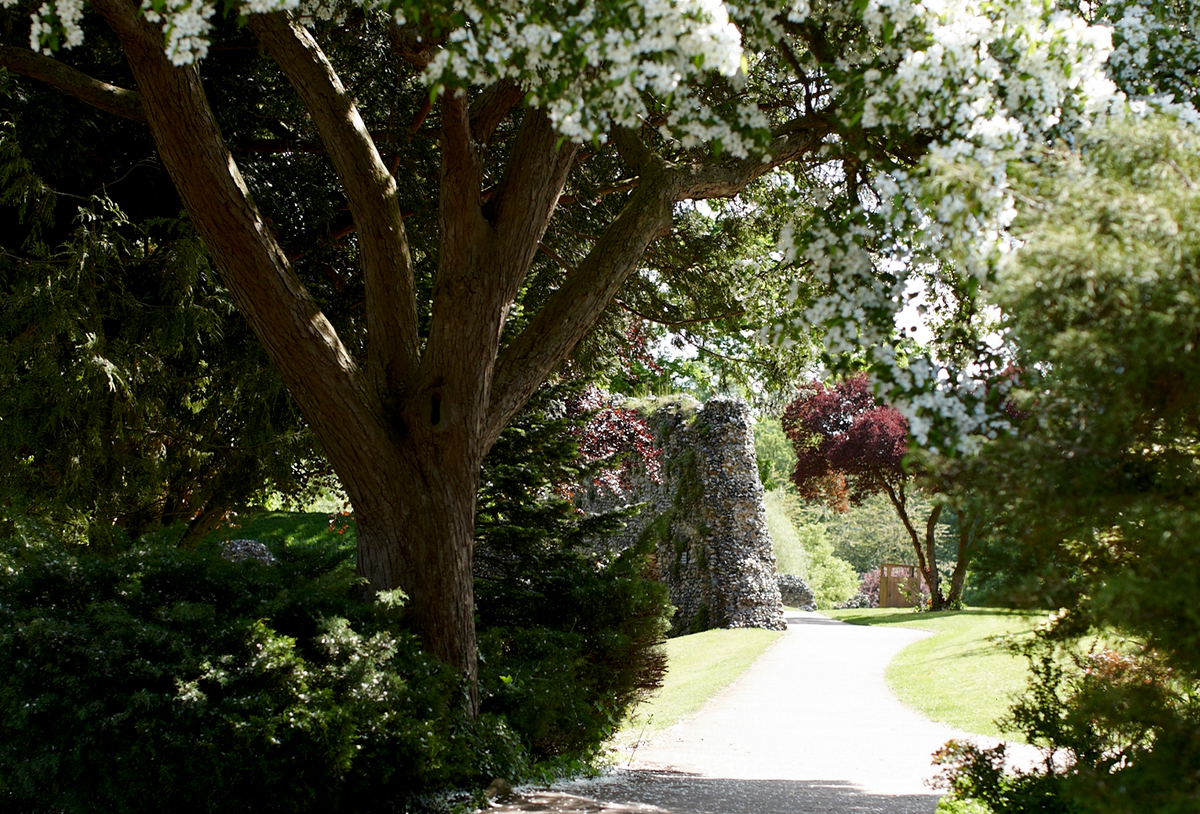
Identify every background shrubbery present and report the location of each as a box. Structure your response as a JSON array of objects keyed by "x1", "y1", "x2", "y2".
[
  {"x1": 0, "y1": 532, "x2": 524, "y2": 814},
  {"x1": 762, "y1": 486, "x2": 858, "y2": 608},
  {"x1": 0, "y1": 382, "x2": 672, "y2": 813}
]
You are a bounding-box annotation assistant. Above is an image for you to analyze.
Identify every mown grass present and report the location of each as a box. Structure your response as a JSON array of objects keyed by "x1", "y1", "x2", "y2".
[
  {"x1": 615, "y1": 627, "x2": 783, "y2": 749},
  {"x1": 205, "y1": 510, "x2": 357, "y2": 555},
  {"x1": 827, "y1": 607, "x2": 1048, "y2": 740}
]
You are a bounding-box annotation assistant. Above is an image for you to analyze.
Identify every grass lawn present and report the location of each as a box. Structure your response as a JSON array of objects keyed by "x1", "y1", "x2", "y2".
[
  {"x1": 826, "y1": 607, "x2": 1048, "y2": 740},
  {"x1": 204, "y1": 510, "x2": 357, "y2": 553},
  {"x1": 615, "y1": 627, "x2": 783, "y2": 749}
]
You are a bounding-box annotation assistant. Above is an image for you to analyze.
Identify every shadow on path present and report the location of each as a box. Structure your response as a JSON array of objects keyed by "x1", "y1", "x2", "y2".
[{"x1": 498, "y1": 770, "x2": 940, "y2": 814}]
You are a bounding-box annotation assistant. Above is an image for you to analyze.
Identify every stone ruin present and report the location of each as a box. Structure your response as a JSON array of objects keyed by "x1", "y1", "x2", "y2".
[{"x1": 585, "y1": 396, "x2": 786, "y2": 634}]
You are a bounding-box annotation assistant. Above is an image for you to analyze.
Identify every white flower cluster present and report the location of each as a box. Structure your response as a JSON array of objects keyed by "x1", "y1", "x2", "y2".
[
  {"x1": 140, "y1": 0, "x2": 218, "y2": 65},
  {"x1": 770, "y1": 0, "x2": 1138, "y2": 450},
  {"x1": 22, "y1": 0, "x2": 301, "y2": 66},
  {"x1": 422, "y1": 0, "x2": 762, "y2": 153},
  {"x1": 25, "y1": 0, "x2": 86, "y2": 54},
  {"x1": 297, "y1": 0, "x2": 349, "y2": 24},
  {"x1": 1106, "y1": 1, "x2": 1200, "y2": 126}
]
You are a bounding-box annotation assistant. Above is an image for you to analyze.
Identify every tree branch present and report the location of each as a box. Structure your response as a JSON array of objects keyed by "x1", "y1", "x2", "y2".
[
  {"x1": 486, "y1": 164, "x2": 675, "y2": 448},
  {"x1": 612, "y1": 125, "x2": 658, "y2": 175},
  {"x1": 487, "y1": 107, "x2": 578, "y2": 284},
  {"x1": 0, "y1": 45, "x2": 145, "y2": 122},
  {"x1": 672, "y1": 114, "x2": 833, "y2": 201},
  {"x1": 249, "y1": 12, "x2": 420, "y2": 399},
  {"x1": 469, "y1": 78, "x2": 524, "y2": 145},
  {"x1": 616, "y1": 299, "x2": 746, "y2": 328},
  {"x1": 387, "y1": 19, "x2": 443, "y2": 67},
  {"x1": 89, "y1": 0, "x2": 396, "y2": 510}
]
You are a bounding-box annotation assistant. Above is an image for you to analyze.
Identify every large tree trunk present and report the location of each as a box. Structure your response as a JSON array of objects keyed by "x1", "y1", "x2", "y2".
[
  {"x1": 57, "y1": 0, "x2": 829, "y2": 705},
  {"x1": 352, "y1": 449, "x2": 481, "y2": 699}
]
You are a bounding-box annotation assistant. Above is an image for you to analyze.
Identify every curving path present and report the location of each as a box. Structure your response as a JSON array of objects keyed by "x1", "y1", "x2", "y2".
[{"x1": 493, "y1": 611, "x2": 1036, "y2": 814}]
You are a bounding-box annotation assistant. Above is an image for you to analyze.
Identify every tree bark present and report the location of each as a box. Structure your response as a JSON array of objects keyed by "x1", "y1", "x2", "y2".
[
  {"x1": 923, "y1": 502, "x2": 946, "y2": 609},
  {"x1": 24, "y1": 1, "x2": 837, "y2": 706},
  {"x1": 947, "y1": 509, "x2": 980, "y2": 606},
  {"x1": 882, "y1": 480, "x2": 945, "y2": 609}
]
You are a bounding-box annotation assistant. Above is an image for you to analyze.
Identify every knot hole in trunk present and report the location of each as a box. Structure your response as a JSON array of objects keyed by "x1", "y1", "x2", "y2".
[{"x1": 429, "y1": 391, "x2": 442, "y2": 427}]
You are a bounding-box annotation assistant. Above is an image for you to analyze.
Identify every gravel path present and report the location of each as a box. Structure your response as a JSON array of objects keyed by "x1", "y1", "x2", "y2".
[{"x1": 492, "y1": 610, "x2": 1034, "y2": 813}]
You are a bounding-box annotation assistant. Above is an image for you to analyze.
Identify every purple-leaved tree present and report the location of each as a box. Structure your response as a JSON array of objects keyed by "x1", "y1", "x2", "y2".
[{"x1": 782, "y1": 373, "x2": 969, "y2": 610}]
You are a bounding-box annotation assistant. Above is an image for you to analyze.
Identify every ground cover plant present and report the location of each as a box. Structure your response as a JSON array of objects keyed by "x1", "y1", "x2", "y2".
[{"x1": 827, "y1": 608, "x2": 1045, "y2": 740}]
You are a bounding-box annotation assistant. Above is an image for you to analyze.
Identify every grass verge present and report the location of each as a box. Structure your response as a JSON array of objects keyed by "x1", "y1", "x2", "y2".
[
  {"x1": 826, "y1": 607, "x2": 1047, "y2": 740},
  {"x1": 206, "y1": 510, "x2": 357, "y2": 553},
  {"x1": 614, "y1": 627, "x2": 783, "y2": 750}
]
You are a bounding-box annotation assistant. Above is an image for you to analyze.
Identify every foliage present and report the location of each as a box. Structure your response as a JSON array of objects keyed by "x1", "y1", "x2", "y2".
[
  {"x1": 567, "y1": 387, "x2": 663, "y2": 494},
  {"x1": 783, "y1": 374, "x2": 908, "y2": 510},
  {"x1": 763, "y1": 486, "x2": 857, "y2": 608},
  {"x1": 856, "y1": 567, "x2": 881, "y2": 607},
  {"x1": 0, "y1": 532, "x2": 525, "y2": 814},
  {"x1": 753, "y1": 416, "x2": 796, "y2": 493},
  {"x1": 763, "y1": 486, "x2": 806, "y2": 576},
  {"x1": 933, "y1": 740, "x2": 1077, "y2": 814},
  {"x1": 819, "y1": 492, "x2": 957, "y2": 576},
  {"x1": 0, "y1": 103, "x2": 329, "y2": 549},
  {"x1": 940, "y1": 115, "x2": 1200, "y2": 813},
  {"x1": 3, "y1": 0, "x2": 1166, "y2": 685},
  {"x1": 473, "y1": 382, "x2": 671, "y2": 759},
  {"x1": 794, "y1": 523, "x2": 858, "y2": 610},
  {"x1": 782, "y1": 374, "x2": 968, "y2": 608}
]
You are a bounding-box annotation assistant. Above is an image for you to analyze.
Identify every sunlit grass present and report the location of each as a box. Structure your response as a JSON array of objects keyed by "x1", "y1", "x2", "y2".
[
  {"x1": 204, "y1": 510, "x2": 357, "y2": 554},
  {"x1": 827, "y1": 607, "x2": 1048, "y2": 740},
  {"x1": 615, "y1": 627, "x2": 783, "y2": 748}
]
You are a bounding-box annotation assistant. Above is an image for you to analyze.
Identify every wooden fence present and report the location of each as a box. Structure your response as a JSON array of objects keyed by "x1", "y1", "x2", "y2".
[{"x1": 878, "y1": 563, "x2": 926, "y2": 609}]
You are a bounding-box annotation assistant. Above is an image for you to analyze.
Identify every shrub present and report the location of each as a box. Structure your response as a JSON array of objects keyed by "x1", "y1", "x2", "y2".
[
  {"x1": 473, "y1": 381, "x2": 671, "y2": 760},
  {"x1": 475, "y1": 535, "x2": 668, "y2": 759},
  {"x1": 764, "y1": 486, "x2": 808, "y2": 576},
  {"x1": 762, "y1": 487, "x2": 857, "y2": 608},
  {"x1": 0, "y1": 533, "x2": 525, "y2": 814},
  {"x1": 932, "y1": 739, "x2": 1077, "y2": 814},
  {"x1": 858, "y1": 567, "x2": 881, "y2": 606},
  {"x1": 795, "y1": 523, "x2": 859, "y2": 609}
]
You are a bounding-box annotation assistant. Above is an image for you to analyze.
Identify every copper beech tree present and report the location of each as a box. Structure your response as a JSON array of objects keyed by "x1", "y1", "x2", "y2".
[
  {"x1": 782, "y1": 374, "x2": 973, "y2": 610},
  {"x1": 1, "y1": 0, "x2": 1128, "y2": 696}
]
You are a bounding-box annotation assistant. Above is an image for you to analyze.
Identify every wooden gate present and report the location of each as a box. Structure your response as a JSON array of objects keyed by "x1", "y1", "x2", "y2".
[{"x1": 879, "y1": 563, "x2": 925, "y2": 608}]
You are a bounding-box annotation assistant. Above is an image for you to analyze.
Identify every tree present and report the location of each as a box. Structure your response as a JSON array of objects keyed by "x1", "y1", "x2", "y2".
[
  {"x1": 934, "y1": 114, "x2": 1200, "y2": 814},
  {"x1": 0, "y1": 115, "x2": 330, "y2": 548},
  {"x1": 782, "y1": 373, "x2": 971, "y2": 609},
  {"x1": 0, "y1": 0, "x2": 1126, "y2": 696}
]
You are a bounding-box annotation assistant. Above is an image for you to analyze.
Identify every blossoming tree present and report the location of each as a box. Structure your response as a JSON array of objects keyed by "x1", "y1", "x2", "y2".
[{"x1": 0, "y1": 0, "x2": 1164, "y2": 698}]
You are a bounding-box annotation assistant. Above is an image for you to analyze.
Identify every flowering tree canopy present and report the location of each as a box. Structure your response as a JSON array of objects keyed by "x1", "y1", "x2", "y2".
[{"x1": 1, "y1": 0, "x2": 1191, "y2": 692}]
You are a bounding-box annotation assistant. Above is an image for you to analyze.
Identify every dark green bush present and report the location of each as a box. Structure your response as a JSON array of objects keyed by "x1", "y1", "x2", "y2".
[
  {"x1": 476, "y1": 536, "x2": 668, "y2": 758},
  {"x1": 0, "y1": 533, "x2": 525, "y2": 814},
  {"x1": 473, "y1": 382, "x2": 670, "y2": 759}
]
